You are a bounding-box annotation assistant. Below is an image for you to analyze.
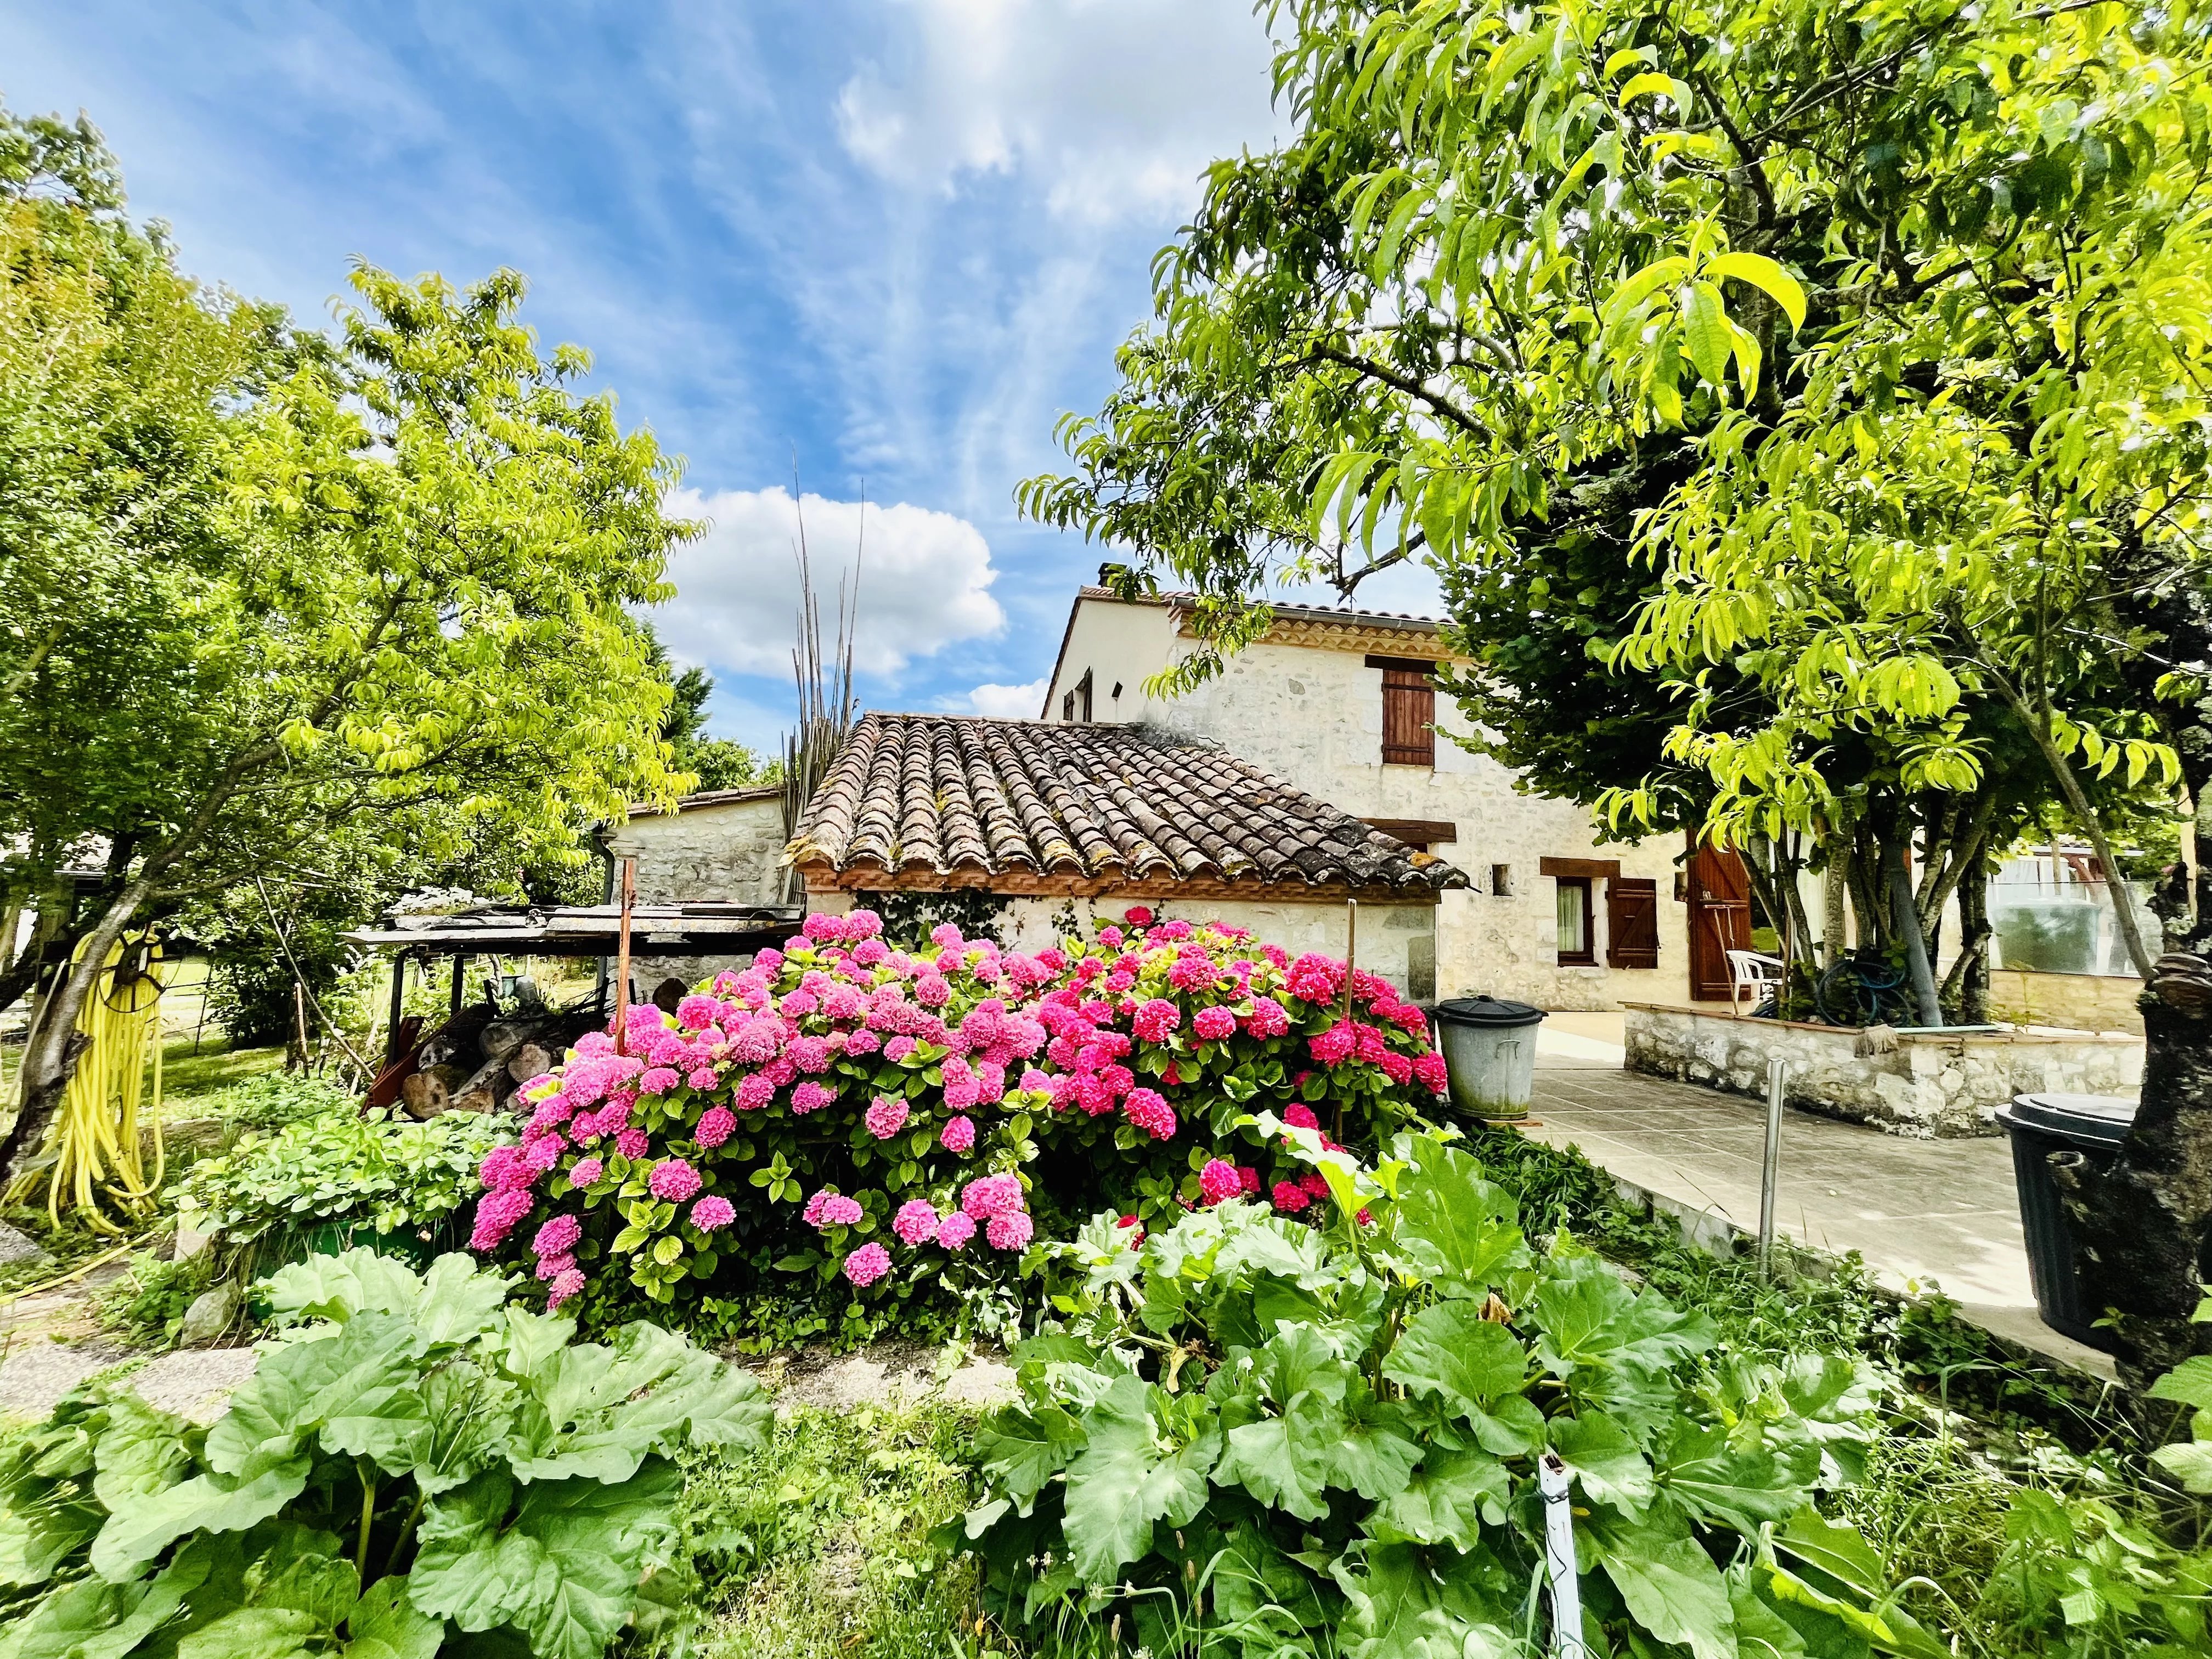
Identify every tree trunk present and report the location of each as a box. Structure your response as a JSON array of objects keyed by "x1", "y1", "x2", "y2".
[
  {"x1": 1821, "y1": 844, "x2": 1849, "y2": 966},
  {"x1": 0, "y1": 879, "x2": 154, "y2": 1186},
  {"x1": 1886, "y1": 842, "x2": 1942, "y2": 1026},
  {"x1": 1957, "y1": 855, "x2": 1991, "y2": 1024}
]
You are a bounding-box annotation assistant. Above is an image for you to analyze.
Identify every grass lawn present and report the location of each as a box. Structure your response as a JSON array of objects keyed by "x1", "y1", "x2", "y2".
[{"x1": 158, "y1": 1036, "x2": 285, "y2": 1103}]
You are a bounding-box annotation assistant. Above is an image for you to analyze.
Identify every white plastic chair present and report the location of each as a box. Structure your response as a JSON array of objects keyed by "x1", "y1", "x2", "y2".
[{"x1": 1725, "y1": 949, "x2": 1786, "y2": 1006}]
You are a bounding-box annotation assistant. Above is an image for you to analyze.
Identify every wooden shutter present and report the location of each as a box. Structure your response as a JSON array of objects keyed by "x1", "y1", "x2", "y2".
[
  {"x1": 1606, "y1": 877, "x2": 1661, "y2": 969},
  {"x1": 1380, "y1": 669, "x2": 1435, "y2": 766}
]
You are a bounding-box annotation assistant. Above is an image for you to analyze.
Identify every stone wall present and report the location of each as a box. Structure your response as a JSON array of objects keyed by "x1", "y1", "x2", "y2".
[
  {"x1": 605, "y1": 792, "x2": 789, "y2": 906},
  {"x1": 1984, "y1": 969, "x2": 2145, "y2": 1036},
  {"x1": 1623, "y1": 1002, "x2": 2143, "y2": 1138}
]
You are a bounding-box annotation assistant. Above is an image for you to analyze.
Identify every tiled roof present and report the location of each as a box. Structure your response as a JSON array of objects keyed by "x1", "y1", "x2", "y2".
[
  {"x1": 788, "y1": 714, "x2": 1469, "y2": 895},
  {"x1": 1075, "y1": 585, "x2": 1445, "y2": 633}
]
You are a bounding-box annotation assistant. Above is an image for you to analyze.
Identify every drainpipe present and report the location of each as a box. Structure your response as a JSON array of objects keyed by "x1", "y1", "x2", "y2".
[{"x1": 593, "y1": 824, "x2": 616, "y2": 1015}]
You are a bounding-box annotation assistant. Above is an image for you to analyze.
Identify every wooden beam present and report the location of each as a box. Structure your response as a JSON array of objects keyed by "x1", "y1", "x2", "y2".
[
  {"x1": 1539, "y1": 856, "x2": 1621, "y2": 880},
  {"x1": 1363, "y1": 817, "x2": 1458, "y2": 846}
]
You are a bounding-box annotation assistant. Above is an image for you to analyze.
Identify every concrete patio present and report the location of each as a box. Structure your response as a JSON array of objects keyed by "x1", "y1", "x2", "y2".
[{"x1": 1524, "y1": 1014, "x2": 2115, "y2": 1378}]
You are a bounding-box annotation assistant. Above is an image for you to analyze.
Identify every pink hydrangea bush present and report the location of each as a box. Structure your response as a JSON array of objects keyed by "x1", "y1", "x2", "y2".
[{"x1": 464, "y1": 905, "x2": 1446, "y2": 1314}]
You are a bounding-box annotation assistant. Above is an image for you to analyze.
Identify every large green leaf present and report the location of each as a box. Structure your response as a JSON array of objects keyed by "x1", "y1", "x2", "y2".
[
  {"x1": 1550, "y1": 1412, "x2": 1655, "y2": 1517},
  {"x1": 1660, "y1": 1423, "x2": 1805, "y2": 1531},
  {"x1": 1371, "y1": 1447, "x2": 1511, "y2": 1550},
  {"x1": 411, "y1": 1464, "x2": 682, "y2": 1659},
  {"x1": 2149, "y1": 1354, "x2": 2212, "y2": 1413},
  {"x1": 342, "y1": 1576, "x2": 444, "y2": 1659},
  {"x1": 205, "y1": 1312, "x2": 425, "y2": 1478},
  {"x1": 1531, "y1": 1255, "x2": 1712, "y2": 1383},
  {"x1": 327, "y1": 1358, "x2": 516, "y2": 1495},
  {"x1": 1380, "y1": 1304, "x2": 1528, "y2": 1413},
  {"x1": 261, "y1": 1251, "x2": 430, "y2": 1330},
  {"x1": 1679, "y1": 280, "x2": 1732, "y2": 385},
  {"x1": 504, "y1": 1323, "x2": 769, "y2": 1483},
  {"x1": 1331, "y1": 1539, "x2": 1518, "y2": 1659},
  {"x1": 1328, "y1": 1396, "x2": 1424, "y2": 1502},
  {"x1": 1393, "y1": 1143, "x2": 1525, "y2": 1295},
  {"x1": 87, "y1": 1456, "x2": 311, "y2": 1583},
  {"x1": 1059, "y1": 1374, "x2": 1217, "y2": 1579},
  {"x1": 973, "y1": 1404, "x2": 1086, "y2": 1511},
  {"x1": 90, "y1": 1391, "x2": 194, "y2": 1516},
  {"x1": 1595, "y1": 1516, "x2": 1736, "y2": 1659},
  {"x1": 1216, "y1": 1393, "x2": 1340, "y2": 1522},
  {"x1": 176, "y1": 1608, "x2": 320, "y2": 1659}
]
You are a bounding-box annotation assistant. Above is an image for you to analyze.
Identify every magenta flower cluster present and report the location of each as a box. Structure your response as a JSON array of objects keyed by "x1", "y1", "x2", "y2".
[{"x1": 465, "y1": 904, "x2": 1450, "y2": 1305}]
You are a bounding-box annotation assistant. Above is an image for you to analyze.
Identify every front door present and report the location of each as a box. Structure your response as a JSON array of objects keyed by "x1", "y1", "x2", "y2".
[{"x1": 1686, "y1": 836, "x2": 1752, "y2": 1001}]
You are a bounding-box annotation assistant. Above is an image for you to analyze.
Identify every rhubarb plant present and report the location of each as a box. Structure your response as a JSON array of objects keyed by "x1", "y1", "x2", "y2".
[
  {"x1": 0, "y1": 1249, "x2": 770, "y2": 1659},
  {"x1": 955, "y1": 1125, "x2": 1941, "y2": 1659}
]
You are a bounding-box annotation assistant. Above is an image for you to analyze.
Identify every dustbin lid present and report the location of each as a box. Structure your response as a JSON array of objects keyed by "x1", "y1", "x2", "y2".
[
  {"x1": 1999, "y1": 1092, "x2": 2137, "y2": 1147},
  {"x1": 1434, "y1": 995, "x2": 1547, "y2": 1029}
]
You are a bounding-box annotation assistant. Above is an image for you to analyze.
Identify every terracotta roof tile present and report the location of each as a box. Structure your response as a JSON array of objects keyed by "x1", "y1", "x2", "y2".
[{"x1": 788, "y1": 715, "x2": 1469, "y2": 894}]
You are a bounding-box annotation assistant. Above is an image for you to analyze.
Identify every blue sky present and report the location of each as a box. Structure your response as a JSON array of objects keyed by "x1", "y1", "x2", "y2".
[{"x1": 3, "y1": 0, "x2": 1442, "y2": 748}]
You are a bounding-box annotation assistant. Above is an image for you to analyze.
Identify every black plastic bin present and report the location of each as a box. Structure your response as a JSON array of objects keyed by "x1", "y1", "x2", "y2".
[{"x1": 1993, "y1": 1092, "x2": 2138, "y2": 1350}]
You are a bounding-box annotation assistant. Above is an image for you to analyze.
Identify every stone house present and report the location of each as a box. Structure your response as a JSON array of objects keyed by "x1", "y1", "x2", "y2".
[
  {"x1": 785, "y1": 713, "x2": 1467, "y2": 995},
  {"x1": 1037, "y1": 584, "x2": 1729, "y2": 1009}
]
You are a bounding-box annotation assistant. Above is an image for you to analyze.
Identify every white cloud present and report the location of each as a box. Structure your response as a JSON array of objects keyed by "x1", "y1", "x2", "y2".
[
  {"x1": 835, "y1": 0, "x2": 1286, "y2": 226},
  {"x1": 653, "y1": 486, "x2": 1006, "y2": 679},
  {"x1": 964, "y1": 678, "x2": 1048, "y2": 719}
]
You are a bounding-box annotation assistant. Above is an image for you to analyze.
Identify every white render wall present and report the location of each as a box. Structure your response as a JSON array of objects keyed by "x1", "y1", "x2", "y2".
[
  {"x1": 1044, "y1": 596, "x2": 1692, "y2": 1009},
  {"x1": 606, "y1": 794, "x2": 790, "y2": 906}
]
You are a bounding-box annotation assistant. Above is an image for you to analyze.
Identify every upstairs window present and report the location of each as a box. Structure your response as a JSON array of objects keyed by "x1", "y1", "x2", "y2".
[
  {"x1": 1060, "y1": 668, "x2": 1093, "y2": 723},
  {"x1": 1365, "y1": 654, "x2": 1435, "y2": 766}
]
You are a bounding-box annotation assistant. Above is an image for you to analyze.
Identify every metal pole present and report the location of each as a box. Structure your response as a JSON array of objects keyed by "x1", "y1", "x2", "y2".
[
  {"x1": 1344, "y1": 898, "x2": 1358, "y2": 1017},
  {"x1": 384, "y1": 950, "x2": 408, "y2": 1066},
  {"x1": 449, "y1": 953, "x2": 465, "y2": 1019},
  {"x1": 613, "y1": 857, "x2": 637, "y2": 1057},
  {"x1": 1759, "y1": 1056, "x2": 1785, "y2": 1279},
  {"x1": 1539, "y1": 1452, "x2": 1585, "y2": 1658}
]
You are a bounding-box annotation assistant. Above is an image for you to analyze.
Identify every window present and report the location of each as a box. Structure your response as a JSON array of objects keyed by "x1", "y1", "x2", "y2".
[
  {"x1": 1365, "y1": 654, "x2": 1435, "y2": 766},
  {"x1": 1554, "y1": 877, "x2": 1594, "y2": 964},
  {"x1": 1060, "y1": 668, "x2": 1093, "y2": 724},
  {"x1": 1491, "y1": 863, "x2": 1513, "y2": 897}
]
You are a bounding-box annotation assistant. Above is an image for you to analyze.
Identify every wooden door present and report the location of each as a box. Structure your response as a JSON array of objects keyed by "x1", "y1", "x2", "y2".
[{"x1": 1685, "y1": 836, "x2": 1752, "y2": 1000}]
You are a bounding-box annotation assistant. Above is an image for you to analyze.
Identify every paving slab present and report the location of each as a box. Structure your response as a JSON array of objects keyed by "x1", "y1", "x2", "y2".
[
  {"x1": 0, "y1": 1339, "x2": 125, "y2": 1419},
  {"x1": 1518, "y1": 1069, "x2": 2118, "y2": 1380},
  {"x1": 125, "y1": 1348, "x2": 261, "y2": 1424}
]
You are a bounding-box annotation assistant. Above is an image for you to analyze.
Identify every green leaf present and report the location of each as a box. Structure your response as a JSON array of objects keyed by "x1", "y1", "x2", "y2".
[
  {"x1": 177, "y1": 1608, "x2": 320, "y2": 1659},
  {"x1": 1330, "y1": 1538, "x2": 1516, "y2": 1659},
  {"x1": 504, "y1": 1322, "x2": 770, "y2": 1483},
  {"x1": 1679, "y1": 281, "x2": 1731, "y2": 386},
  {"x1": 1661, "y1": 1424, "x2": 1804, "y2": 1531},
  {"x1": 1380, "y1": 1304, "x2": 1528, "y2": 1412},
  {"x1": 1059, "y1": 1374, "x2": 1217, "y2": 1579},
  {"x1": 1371, "y1": 1447, "x2": 1510, "y2": 1550},
  {"x1": 1393, "y1": 1143, "x2": 1525, "y2": 1295},
  {"x1": 1707, "y1": 251, "x2": 1808, "y2": 331},
  {"x1": 1216, "y1": 1393, "x2": 1340, "y2": 1522},
  {"x1": 973, "y1": 1406, "x2": 1086, "y2": 1511},
  {"x1": 90, "y1": 1391, "x2": 194, "y2": 1516},
  {"x1": 2151, "y1": 1438, "x2": 2212, "y2": 1494},
  {"x1": 343, "y1": 1575, "x2": 444, "y2": 1659},
  {"x1": 206, "y1": 1312, "x2": 425, "y2": 1479},
  {"x1": 1595, "y1": 1517, "x2": 1736, "y2": 1659},
  {"x1": 88, "y1": 1455, "x2": 311, "y2": 1582},
  {"x1": 1550, "y1": 1412, "x2": 1655, "y2": 1517},
  {"x1": 2148, "y1": 1354, "x2": 2212, "y2": 1413}
]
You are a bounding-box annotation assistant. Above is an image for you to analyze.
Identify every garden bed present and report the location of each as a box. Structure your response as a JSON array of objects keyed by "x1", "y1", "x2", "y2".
[{"x1": 1623, "y1": 1002, "x2": 2143, "y2": 1137}]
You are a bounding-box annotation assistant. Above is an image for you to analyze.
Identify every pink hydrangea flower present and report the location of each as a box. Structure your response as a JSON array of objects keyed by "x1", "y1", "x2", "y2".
[
  {"x1": 693, "y1": 1107, "x2": 737, "y2": 1149},
  {"x1": 915, "y1": 975, "x2": 952, "y2": 1008},
  {"x1": 523, "y1": 1135, "x2": 565, "y2": 1173},
  {"x1": 842, "y1": 1027, "x2": 881, "y2": 1056},
  {"x1": 1246, "y1": 998, "x2": 1291, "y2": 1038},
  {"x1": 811, "y1": 1194, "x2": 864, "y2": 1230},
  {"x1": 852, "y1": 937, "x2": 888, "y2": 966},
  {"x1": 678, "y1": 994, "x2": 721, "y2": 1029},
  {"x1": 1413, "y1": 1051, "x2": 1449, "y2": 1093},
  {"x1": 534, "y1": 1253, "x2": 574, "y2": 1282},
  {"x1": 802, "y1": 1189, "x2": 832, "y2": 1226},
  {"x1": 1378, "y1": 1049, "x2": 1414, "y2": 1085},
  {"x1": 648, "y1": 1159, "x2": 703, "y2": 1202},
  {"x1": 469, "y1": 1188, "x2": 533, "y2": 1251},
  {"x1": 1272, "y1": 1181, "x2": 1311, "y2": 1213},
  {"x1": 615, "y1": 1128, "x2": 650, "y2": 1161},
  {"x1": 865, "y1": 1095, "x2": 910, "y2": 1139},
  {"x1": 754, "y1": 947, "x2": 784, "y2": 973},
  {"x1": 734, "y1": 1073, "x2": 776, "y2": 1111},
  {"x1": 790, "y1": 1080, "x2": 835, "y2": 1114},
  {"x1": 1132, "y1": 999, "x2": 1181, "y2": 1042},
  {"x1": 691, "y1": 1195, "x2": 736, "y2": 1231},
  {"x1": 639, "y1": 1066, "x2": 679, "y2": 1096},
  {"x1": 1018, "y1": 1066, "x2": 1053, "y2": 1094},
  {"x1": 574, "y1": 1031, "x2": 615, "y2": 1057},
  {"x1": 1192, "y1": 1006, "x2": 1236, "y2": 1041},
  {"x1": 843, "y1": 1242, "x2": 893, "y2": 1287},
  {"x1": 1284, "y1": 953, "x2": 1345, "y2": 1003},
  {"x1": 936, "y1": 1212, "x2": 976, "y2": 1250},
  {"x1": 939, "y1": 1115, "x2": 976, "y2": 1154},
  {"x1": 802, "y1": 911, "x2": 847, "y2": 943},
  {"x1": 892, "y1": 1199, "x2": 940, "y2": 1245},
  {"x1": 1283, "y1": 1104, "x2": 1320, "y2": 1131},
  {"x1": 986, "y1": 1211, "x2": 1034, "y2": 1251},
  {"x1": 1123, "y1": 1088, "x2": 1177, "y2": 1140},
  {"x1": 532, "y1": 1214, "x2": 583, "y2": 1257},
  {"x1": 1301, "y1": 1171, "x2": 1331, "y2": 1199},
  {"x1": 687, "y1": 1066, "x2": 719, "y2": 1091},
  {"x1": 546, "y1": 1268, "x2": 586, "y2": 1309},
  {"x1": 788, "y1": 1036, "x2": 832, "y2": 1073},
  {"x1": 1169, "y1": 955, "x2": 1219, "y2": 992},
  {"x1": 1199, "y1": 1159, "x2": 1243, "y2": 1206},
  {"x1": 961, "y1": 1172, "x2": 1025, "y2": 1220},
  {"x1": 479, "y1": 1146, "x2": 532, "y2": 1193},
  {"x1": 1310, "y1": 1023, "x2": 1358, "y2": 1068},
  {"x1": 567, "y1": 1156, "x2": 605, "y2": 1188}
]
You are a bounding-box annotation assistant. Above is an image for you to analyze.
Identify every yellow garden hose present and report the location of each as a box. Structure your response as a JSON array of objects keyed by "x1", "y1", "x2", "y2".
[{"x1": 6, "y1": 934, "x2": 168, "y2": 1231}]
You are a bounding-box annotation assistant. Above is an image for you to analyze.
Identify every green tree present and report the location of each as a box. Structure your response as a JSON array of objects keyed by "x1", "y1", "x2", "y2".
[{"x1": 1, "y1": 208, "x2": 693, "y2": 1173}]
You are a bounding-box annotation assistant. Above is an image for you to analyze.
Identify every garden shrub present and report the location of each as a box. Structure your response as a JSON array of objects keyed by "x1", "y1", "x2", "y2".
[
  {"x1": 468, "y1": 909, "x2": 1448, "y2": 1332},
  {"x1": 950, "y1": 1122, "x2": 1941, "y2": 1659},
  {"x1": 186, "y1": 1070, "x2": 354, "y2": 1133},
  {"x1": 0, "y1": 1248, "x2": 769, "y2": 1659},
  {"x1": 173, "y1": 1106, "x2": 511, "y2": 1265}
]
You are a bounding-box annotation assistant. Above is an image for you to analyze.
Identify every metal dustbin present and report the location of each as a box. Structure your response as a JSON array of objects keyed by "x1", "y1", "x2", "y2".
[
  {"x1": 1993, "y1": 1091, "x2": 2137, "y2": 1350},
  {"x1": 1434, "y1": 996, "x2": 1547, "y2": 1122}
]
